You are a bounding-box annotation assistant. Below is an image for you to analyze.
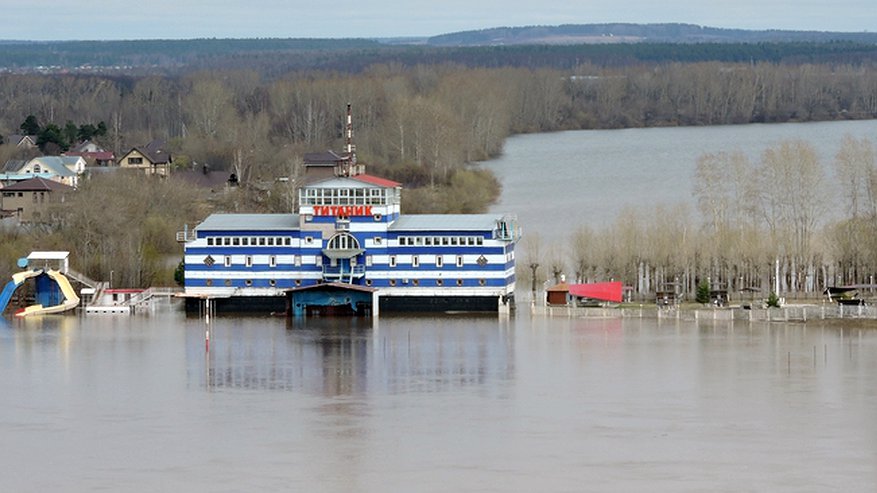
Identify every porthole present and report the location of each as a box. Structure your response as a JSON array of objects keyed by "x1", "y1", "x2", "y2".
[
  {"x1": 205, "y1": 279, "x2": 213, "y2": 286},
  {"x1": 479, "y1": 279, "x2": 486, "y2": 286},
  {"x1": 294, "y1": 279, "x2": 301, "y2": 286},
  {"x1": 224, "y1": 279, "x2": 232, "y2": 287},
  {"x1": 412, "y1": 279, "x2": 419, "y2": 286},
  {"x1": 456, "y1": 279, "x2": 464, "y2": 286},
  {"x1": 436, "y1": 279, "x2": 443, "y2": 286},
  {"x1": 269, "y1": 279, "x2": 277, "y2": 287},
  {"x1": 365, "y1": 279, "x2": 373, "y2": 287},
  {"x1": 245, "y1": 279, "x2": 253, "y2": 287},
  {"x1": 389, "y1": 279, "x2": 397, "y2": 287}
]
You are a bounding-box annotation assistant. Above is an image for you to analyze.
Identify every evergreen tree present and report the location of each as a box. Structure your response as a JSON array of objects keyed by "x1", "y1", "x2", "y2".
[
  {"x1": 37, "y1": 123, "x2": 69, "y2": 152},
  {"x1": 695, "y1": 279, "x2": 711, "y2": 304},
  {"x1": 20, "y1": 115, "x2": 40, "y2": 135}
]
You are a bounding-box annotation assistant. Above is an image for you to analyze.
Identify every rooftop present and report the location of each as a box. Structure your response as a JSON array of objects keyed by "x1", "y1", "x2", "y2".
[
  {"x1": 195, "y1": 213, "x2": 301, "y2": 232},
  {"x1": 389, "y1": 214, "x2": 501, "y2": 231}
]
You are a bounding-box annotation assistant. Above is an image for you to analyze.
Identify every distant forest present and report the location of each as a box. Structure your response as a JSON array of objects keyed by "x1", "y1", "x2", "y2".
[{"x1": 3, "y1": 23, "x2": 877, "y2": 74}]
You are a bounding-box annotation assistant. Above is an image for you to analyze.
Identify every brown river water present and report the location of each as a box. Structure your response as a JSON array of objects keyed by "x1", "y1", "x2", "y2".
[{"x1": 1, "y1": 310, "x2": 875, "y2": 491}]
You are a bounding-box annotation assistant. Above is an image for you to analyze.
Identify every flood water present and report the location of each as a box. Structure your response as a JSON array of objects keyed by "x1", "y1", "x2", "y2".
[
  {"x1": 481, "y1": 120, "x2": 877, "y2": 244},
  {"x1": 1, "y1": 309, "x2": 876, "y2": 491}
]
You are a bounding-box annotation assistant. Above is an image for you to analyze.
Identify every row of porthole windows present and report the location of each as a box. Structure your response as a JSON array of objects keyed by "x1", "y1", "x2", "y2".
[
  {"x1": 397, "y1": 236, "x2": 483, "y2": 247},
  {"x1": 204, "y1": 279, "x2": 302, "y2": 287},
  {"x1": 364, "y1": 279, "x2": 486, "y2": 287}
]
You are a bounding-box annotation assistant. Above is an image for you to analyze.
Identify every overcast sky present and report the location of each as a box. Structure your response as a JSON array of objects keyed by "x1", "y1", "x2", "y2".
[{"x1": 4, "y1": 0, "x2": 874, "y2": 40}]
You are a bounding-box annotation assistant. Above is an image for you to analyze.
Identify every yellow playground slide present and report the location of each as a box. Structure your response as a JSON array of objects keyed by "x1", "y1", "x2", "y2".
[{"x1": 14, "y1": 270, "x2": 81, "y2": 317}]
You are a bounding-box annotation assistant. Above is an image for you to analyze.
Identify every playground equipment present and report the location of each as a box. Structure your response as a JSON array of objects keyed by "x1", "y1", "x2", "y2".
[{"x1": 0, "y1": 252, "x2": 81, "y2": 317}]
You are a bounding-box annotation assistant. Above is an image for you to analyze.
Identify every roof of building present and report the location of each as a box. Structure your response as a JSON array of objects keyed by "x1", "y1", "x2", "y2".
[
  {"x1": 2, "y1": 160, "x2": 27, "y2": 172},
  {"x1": 122, "y1": 139, "x2": 171, "y2": 164},
  {"x1": 2, "y1": 177, "x2": 74, "y2": 192},
  {"x1": 25, "y1": 157, "x2": 77, "y2": 177},
  {"x1": 389, "y1": 214, "x2": 500, "y2": 232},
  {"x1": 303, "y1": 150, "x2": 347, "y2": 166},
  {"x1": 7, "y1": 134, "x2": 36, "y2": 146},
  {"x1": 285, "y1": 281, "x2": 377, "y2": 294},
  {"x1": 195, "y1": 213, "x2": 301, "y2": 231},
  {"x1": 0, "y1": 172, "x2": 58, "y2": 182},
  {"x1": 307, "y1": 176, "x2": 380, "y2": 189},
  {"x1": 352, "y1": 174, "x2": 402, "y2": 188},
  {"x1": 307, "y1": 174, "x2": 402, "y2": 189},
  {"x1": 65, "y1": 150, "x2": 114, "y2": 161}
]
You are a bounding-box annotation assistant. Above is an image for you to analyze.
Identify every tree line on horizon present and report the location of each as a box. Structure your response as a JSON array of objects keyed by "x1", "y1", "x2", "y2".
[{"x1": 0, "y1": 57, "x2": 875, "y2": 294}]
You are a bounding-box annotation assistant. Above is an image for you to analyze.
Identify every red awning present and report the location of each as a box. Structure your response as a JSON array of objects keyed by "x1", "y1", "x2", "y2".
[{"x1": 568, "y1": 282, "x2": 623, "y2": 303}]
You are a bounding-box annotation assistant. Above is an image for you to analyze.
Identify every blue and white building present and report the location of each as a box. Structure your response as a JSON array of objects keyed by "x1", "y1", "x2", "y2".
[{"x1": 180, "y1": 139, "x2": 519, "y2": 316}]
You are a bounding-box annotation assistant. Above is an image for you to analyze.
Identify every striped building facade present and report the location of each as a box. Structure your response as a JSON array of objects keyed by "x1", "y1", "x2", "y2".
[{"x1": 182, "y1": 173, "x2": 519, "y2": 315}]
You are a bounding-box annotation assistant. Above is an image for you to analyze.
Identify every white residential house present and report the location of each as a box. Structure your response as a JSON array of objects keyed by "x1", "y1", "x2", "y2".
[{"x1": 6, "y1": 156, "x2": 85, "y2": 187}]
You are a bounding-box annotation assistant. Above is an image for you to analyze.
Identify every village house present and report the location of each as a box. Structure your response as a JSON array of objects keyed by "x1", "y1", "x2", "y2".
[
  {"x1": 118, "y1": 139, "x2": 173, "y2": 176},
  {"x1": 63, "y1": 140, "x2": 115, "y2": 166},
  {"x1": 1, "y1": 156, "x2": 84, "y2": 187},
  {"x1": 0, "y1": 177, "x2": 74, "y2": 223},
  {"x1": 5, "y1": 134, "x2": 38, "y2": 150}
]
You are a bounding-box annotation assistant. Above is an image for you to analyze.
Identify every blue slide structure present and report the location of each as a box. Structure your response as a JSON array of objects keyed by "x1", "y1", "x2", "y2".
[{"x1": 0, "y1": 269, "x2": 43, "y2": 315}]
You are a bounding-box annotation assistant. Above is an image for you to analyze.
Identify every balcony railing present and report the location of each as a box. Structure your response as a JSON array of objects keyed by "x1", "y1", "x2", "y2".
[{"x1": 322, "y1": 264, "x2": 365, "y2": 281}]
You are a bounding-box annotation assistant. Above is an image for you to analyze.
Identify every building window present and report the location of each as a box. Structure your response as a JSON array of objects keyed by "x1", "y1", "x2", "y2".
[
  {"x1": 389, "y1": 255, "x2": 397, "y2": 268},
  {"x1": 456, "y1": 256, "x2": 464, "y2": 267},
  {"x1": 326, "y1": 232, "x2": 360, "y2": 251},
  {"x1": 224, "y1": 256, "x2": 232, "y2": 267},
  {"x1": 269, "y1": 256, "x2": 277, "y2": 268},
  {"x1": 129, "y1": 157, "x2": 143, "y2": 165},
  {"x1": 412, "y1": 255, "x2": 419, "y2": 268}
]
